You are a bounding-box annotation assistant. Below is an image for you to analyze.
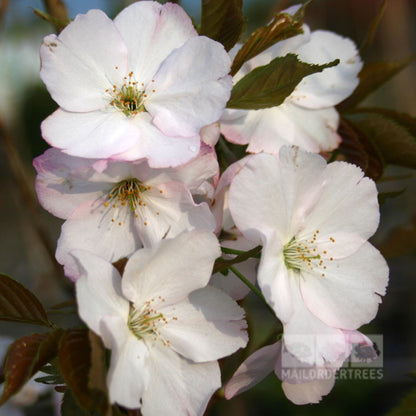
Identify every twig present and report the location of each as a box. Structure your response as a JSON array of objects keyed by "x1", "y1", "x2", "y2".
[
  {"x1": 42, "y1": 0, "x2": 69, "y2": 33},
  {"x1": 0, "y1": 116, "x2": 61, "y2": 275}
]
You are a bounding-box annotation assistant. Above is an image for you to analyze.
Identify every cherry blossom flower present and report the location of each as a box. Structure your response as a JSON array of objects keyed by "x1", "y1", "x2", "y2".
[
  {"x1": 228, "y1": 147, "x2": 389, "y2": 363},
  {"x1": 40, "y1": 1, "x2": 232, "y2": 167},
  {"x1": 220, "y1": 20, "x2": 362, "y2": 154},
  {"x1": 34, "y1": 147, "x2": 217, "y2": 280},
  {"x1": 73, "y1": 230, "x2": 248, "y2": 414},
  {"x1": 224, "y1": 331, "x2": 376, "y2": 405}
]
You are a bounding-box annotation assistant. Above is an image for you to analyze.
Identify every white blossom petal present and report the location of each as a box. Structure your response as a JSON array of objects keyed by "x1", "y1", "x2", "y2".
[
  {"x1": 40, "y1": 10, "x2": 128, "y2": 111},
  {"x1": 141, "y1": 344, "x2": 220, "y2": 416},
  {"x1": 147, "y1": 36, "x2": 232, "y2": 137},
  {"x1": 291, "y1": 30, "x2": 362, "y2": 108},
  {"x1": 224, "y1": 342, "x2": 280, "y2": 398},
  {"x1": 112, "y1": 113, "x2": 201, "y2": 168},
  {"x1": 122, "y1": 230, "x2": 220, "y2": 307},
  {"x1": 114, "y1": 1, "x2": 197, "y2": 83},
  {"x1": 282, "y1": 377, "x2": 335, "y2": 405},
  {"x1": 57, "y1": 198, "x2": 141, "y2": 280},
  {"x1": 159, "y1": 286, "x2": 248, "y2": 362},
  {"x1": 300, "y1": 242, "x2": 389, "y2": 329},
  {"x1": 302, "y1": 161, "x2": 380, "y2": 240},
  {"x1": 73, "y1": 250, "x2": 129, "y2": 338},
  {"x1": 133, "y1": 182, "x2": 216, "y2": 247},
  {"x1": 41, "y1": 109, "x2": 141, "y2": 159},
  {"x1": 33, "y1": 148, "x2": 104, "y2": 219},
  {"x1": 101, "y1": 316, "x2": 150, "y2": 409},
  {"x1": 258, "y1": 236, "x2": 294, "y2": 323}
]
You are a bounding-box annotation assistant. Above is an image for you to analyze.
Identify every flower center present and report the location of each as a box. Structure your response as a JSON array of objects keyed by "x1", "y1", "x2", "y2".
[
  {"x1": 105, "y1": 178, "x2": 148, "y2": 212},
  {"x1": 127, "y1": 297, "x2": 177, "y2": 346},
  {"x1": 106, "y1": 70, "x2": 156, "y2": 117},
  {"x1": 283, "y1": 230, "x2": 335, "y2": 277}
]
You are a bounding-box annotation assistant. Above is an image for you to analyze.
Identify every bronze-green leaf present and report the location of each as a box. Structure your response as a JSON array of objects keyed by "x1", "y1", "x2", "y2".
[
  {"x1": 0, "y1": 274, "x2": 53, "y2": 327},
  {"x1": 347, "y1": 109, "x2": 416, "y2": 169},
  {"x1": 0, "y1": 330, "x2": 63, "y2": 405},
  {"x1": 200, "y1": 0, "x2": 244, "y2": 51},
  {"x1": 58, "y1": 329, "x2": 109, "y2": 414},
  {"x1": 227, "y1": 54, "x2": 339, "y2": 110},
  {"x1": 230, "y1": 2, "x2": 310, "y2": 76}
]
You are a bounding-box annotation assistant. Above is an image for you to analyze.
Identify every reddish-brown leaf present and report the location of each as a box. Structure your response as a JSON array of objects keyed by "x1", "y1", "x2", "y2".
[
  {"x1": 230, "y1": 3, "x2": 309, "y2": 76},
  {"x1": 0, "y1": 329, "x2": 63, "y2": 404},
  {"x1": 338, "y1": 117, "x2": 384, "y2": 180},
  {"x1": 58, "y1": 329, "x2": 109, "y2": 414},
  {"x1": 338, "y1": 56, "x2": 416, "y2": 112},
  {"x1": 0, "y1": 274, "x2": 52, "y2": 327},
  {"x1": 347, "y1": 109, "x2": 416, "y2": 169},
  {"x1": 200, "y1": 0, "x2": 244, "y2": 51}
]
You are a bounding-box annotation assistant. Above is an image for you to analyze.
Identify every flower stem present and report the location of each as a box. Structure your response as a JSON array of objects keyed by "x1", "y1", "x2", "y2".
[
  {"x1": 221, "y1": 246, "x2": 247, "y2": 255},
  {"x1": 229, "y1": 266, "x2": 276, "y2": 317}
]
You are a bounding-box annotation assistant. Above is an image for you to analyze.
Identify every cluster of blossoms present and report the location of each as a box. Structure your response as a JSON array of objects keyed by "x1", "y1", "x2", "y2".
[{"x1": 33, "y1": 1, "x2": 389, "y2": 414}]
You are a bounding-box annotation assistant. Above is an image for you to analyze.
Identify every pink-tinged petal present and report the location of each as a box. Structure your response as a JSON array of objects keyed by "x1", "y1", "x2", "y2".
[
  {"x1": 142, "y1": 344, "x2": 220, "y2": 416},
  {"x1": 73, "y1": 250, "x2": 129, "y2": 339},
  {"x1": 56, "y1": 199, "x2": 142, "y2": 280},
  {"x1": 159, "y1": 286, "x2": 248, "y2": 362},
  {"x1": 145, "y1": 143, "x2": 219, "y2": 193},
  {"x1": 133, "y1": 182, "x2": 216, "y2": 247},
  {"x1": 212, "y1": 156, "x2": 252, "y2": 234},
  {"x1": 41, "y1": 109, "x2": 141, "y2": 159},
  {"x1": 283, "y1": 278, "x2": 347, "y2": 366},
  {"x1": 278, "y1": 103, "x2": 341, "y2": 152},
  {"x1": 101, "y1": 316, "x2": 150, "y2": 409},
  {"x1": 201, "y1": 123, "x2": 221, "y2": 147},
  {"x1": 257, "y1": 237, "x2": 294, "y2": 323},
  {"x1": 290, "y1": 30, "x2": 362, "y2": 108},
  {"x1": 112, "y1": 113, "x2": 200, "y2": 168},
  {"x1": 122, "y1": 230, "x2": 220, "y2": 307},
  {"x1": 221, "y1": 91, "x2": 340, "y2": 156},
  {"x1": 147, "y1": 36, "x2": 232, "y2": 137},
  {"x1": 300, "y1": 241, "x2": 389, "y2": 330},
  {"x1": 229, "y1": 150, "x2": 327, "y2": 242},
  {"x1": 40, "y1": 10, "x2": 127, "y2": 111},
  {"x1": 303, "y1": 161, "x2": 379, "y2": 240},
  {"x1": 281, "y1": 377, "x2": 335, "y2": 405},
  {"x1": 33, "y1": 148, "x2": 104, "y2": 219},
  {"x1": 224, "y1": 342, "x2": 280, "y2": 399},
  {"x1": 210, "y1": 235, "x2": 258, "y2": 300},
  {"x1": 229, "y1": 153, "x2": 288, "y2": 241},
  {"x1": 114, "y1": 1, "x2": 197, "y2": 84}
]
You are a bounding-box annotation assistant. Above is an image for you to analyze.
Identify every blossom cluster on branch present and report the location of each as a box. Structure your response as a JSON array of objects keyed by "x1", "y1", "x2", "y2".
[{"x1": 3, "y1": 1, "x2": 409, "y2": 415}]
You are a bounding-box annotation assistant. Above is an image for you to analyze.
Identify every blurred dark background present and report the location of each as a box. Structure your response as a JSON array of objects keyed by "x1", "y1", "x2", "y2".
[{"x1": 0, "y1": 0, "x2": 415, "y2": 415}]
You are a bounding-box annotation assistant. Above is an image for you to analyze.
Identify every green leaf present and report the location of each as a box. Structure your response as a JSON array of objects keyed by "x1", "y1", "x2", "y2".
[
  {"x1": 227, "y1": 54, "x2": 339, "y2": 110},
  {"x1": 338, "y1": 117, "x2": 384, "y2": 180},
  {"x1": 35, "y1": 360, "x2": 65, "y2": 385},
  {"x1": 230, "y1": 2, "x2": 310, "y2": 76},
  {"x1": 200, "y1": 0, "x2": 244, "y2": 51},
  {"x1": 0, "y1": 274, "x2": 53, "y2": 327},
  {"x1": 386, "y1": 385, "x2": 416, "y2": 416},
  {"x1": 0, "y1": 329, "x2": 63, "y2": 405},
  {"x1": 346, "y1": 109, "x2": 416, "y2": 169},
  {"x1": 58, "y1": 329, "x2": 109, "y2": 414},
  {"x1": 338, "y1": 56, "x2": 416, "y2": 112}
]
